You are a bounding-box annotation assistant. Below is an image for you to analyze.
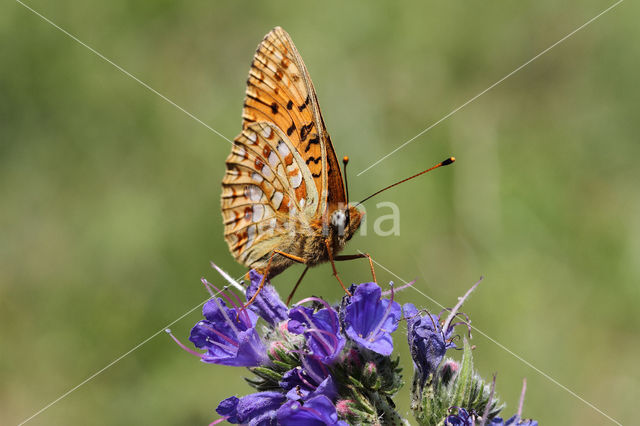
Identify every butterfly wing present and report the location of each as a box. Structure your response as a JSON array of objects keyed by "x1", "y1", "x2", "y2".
[
  {"x1": 223, "y1": 27, "x2": 347, "y2": 272},
  {"x1": 242, "y1": 27, "x2": 347, "y2": 214},
  {"x1": 222, "y1": 122, "x2": 318, "y2": 270}
]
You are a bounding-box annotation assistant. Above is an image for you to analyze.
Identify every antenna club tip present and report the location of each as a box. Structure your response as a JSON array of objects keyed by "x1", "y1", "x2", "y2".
[
  {"x1": 343, "y1": 156, "x2": 349, "y2": 164},
  {"x1": 442, "y1": 156, "x2": 455, "y2": 166}
]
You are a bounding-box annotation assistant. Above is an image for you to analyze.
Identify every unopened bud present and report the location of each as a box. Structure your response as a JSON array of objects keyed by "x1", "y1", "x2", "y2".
[{"x1": 336, "y1": 399, "x2": 356, "y2": 417}]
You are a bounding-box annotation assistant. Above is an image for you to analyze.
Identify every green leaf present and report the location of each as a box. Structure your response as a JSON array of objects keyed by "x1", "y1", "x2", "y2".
[
  {"x1": 452, "y1": 337, "x2": 474, "y2": 408},
  {"x1": 270, "y1": 360, "x2": 292, "y2": 371},
  {"x1": 346, "y1": 384, "x2": 376, "y2": 414},
  {"x1": 250, "y1": 366, "x2": 283, "y2": 383},
  {"x1": 348, "y1": 375, "x2": 365, "y2": 389}
]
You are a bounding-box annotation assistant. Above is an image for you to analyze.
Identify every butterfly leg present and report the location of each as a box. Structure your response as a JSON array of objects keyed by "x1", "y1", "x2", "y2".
[
  {"x1": 242, "y1": 251, "x2": 276, "y2": 311},
  {"x1": 243, "y1": 250, "x2": 306, "y2": 310},
  {"x1": 333, "y1": 252, "x2": 377, "y2": 283},
  {"x1": 274, "y1": 250, "x2": 306, "y2": 263},
  {"x1": 324, "y1": 239, "x2": 353, "y2": 297},
  {"x1": 286, "y1": 265, "x2": 310, "y2": 306}
]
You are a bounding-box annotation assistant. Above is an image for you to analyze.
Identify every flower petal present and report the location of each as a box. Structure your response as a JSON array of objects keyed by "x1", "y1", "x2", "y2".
[
  {"x1": 288, "y1": 306, "x2": 345, "y2": 364},
  {"x1": 247, "y1": 270, "x2": 288, "y2": 326},
  {"x1": 216, "y1": 396, "x2": 239, "y2": 424},
  {"x1": 344, "y1": 282, "x2": 401, "y2": 355},
  {"x1": 236, "y1": 391, "x2": 285, "y2": 425},
  {"x1": 277, "y1": 395, "x2": 346, "y2": 426}
]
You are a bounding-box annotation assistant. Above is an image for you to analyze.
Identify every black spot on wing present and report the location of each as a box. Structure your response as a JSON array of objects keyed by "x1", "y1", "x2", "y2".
[
  {"x1": 287, "y1": 123, "x2": 296, "y2": 136},
  {"x1": 298, "y1": 95, "x2": 310, "y2": 112},
  {"x1": 304, "y1": 134, "x2": 320, "y2": 153},
  {"x1": 300, "y1": 122, "x2": 314, "y2": 142},
  {"x1": 306, "y1": 156, "x2": 321, "y2": 165},
  {"x1": 247, "y1": 93, "x2": 269, "y2": 107}
]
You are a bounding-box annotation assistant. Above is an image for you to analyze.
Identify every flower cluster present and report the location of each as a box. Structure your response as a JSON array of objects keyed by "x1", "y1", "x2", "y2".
[
  {"x1": 171, "y1": 269, "x2": 404, "y2": 425},
  {"x1": 170, "y1": 266, "x2": 537, "y2": 425}
]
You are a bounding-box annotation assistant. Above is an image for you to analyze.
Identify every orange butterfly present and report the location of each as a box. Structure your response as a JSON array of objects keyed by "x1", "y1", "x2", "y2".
[{"x1": 221, "y1": 27, "x2": 453, "y2": 304}]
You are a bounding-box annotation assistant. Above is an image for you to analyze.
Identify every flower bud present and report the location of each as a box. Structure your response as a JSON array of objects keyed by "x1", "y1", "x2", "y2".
[{"x1": 335, "y1": 399, "x2": 356, "y2": 417}]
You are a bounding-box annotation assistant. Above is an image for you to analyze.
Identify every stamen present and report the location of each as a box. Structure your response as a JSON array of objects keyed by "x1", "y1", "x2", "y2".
[
  {"x1": 297, "y1": 310, "x2": 334, "y2": 356},
  {"x1": 295, "y1": 297, "x2": 337, "y2": 331},
  {"x1": 209, "y1": 417, "x2": 228, "y2": 425},
  {"x1": 306, "y1": 328, "x2": 340, "y2": 355},
  {"x1": 450, "y1": 320, "x2": 473, "y2": 339},
  {"x1": 453, "y1": 311, "x2": 471, "y2": 323},
  {"x1": 422, "y1": 312, "x2": 446, "y2": 342},
  {"x1": 300, "y1": 355, "x2": 325, "y2": 384},
  {"x1": 226, "y1": 287, "x2": 251, "y2": 324},
  {"x1": 203, "y1": 278, "x2": 250, "y2": 326},
  {"x1": 402, "y1": 308, "x2": 424, "y2": 322},
  {"x1": 205, "y1": 338, "x2": 237, "y2": 354},
  {"x1": 165, "y1": 329, "x2": 204, "y2": 358},
  {"x1": 203, "y1": 280, "x2": 236, "y2": 309},
  {"x1": 212, "y1": 297, "x2": 242, "y2": 335},
  {"x1": 199, "y1": 322, "x2": 240, "y2": 348},
  {"x1": 382, "y1": 279, "x2": 415, "y2": 296},
  {"x1": 295, "y1": 367, "x2": 316, "y2": 389},
  {"x1": 201, "y1": 278, "x2": 217, "y2": 298},
  {"x1": 518, "y1": 378, "x2": 527, "y2": 417}
]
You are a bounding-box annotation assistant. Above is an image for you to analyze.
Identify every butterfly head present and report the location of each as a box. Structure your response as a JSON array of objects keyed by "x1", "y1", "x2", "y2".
[{"x1": 329, "y1": 205, "x2": 363, "y2": 241}]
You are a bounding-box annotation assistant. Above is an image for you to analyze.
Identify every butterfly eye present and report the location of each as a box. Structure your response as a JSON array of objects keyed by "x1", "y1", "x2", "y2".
[{"x1": 330, "y1": 210, "x2": 347, "y2": 230}]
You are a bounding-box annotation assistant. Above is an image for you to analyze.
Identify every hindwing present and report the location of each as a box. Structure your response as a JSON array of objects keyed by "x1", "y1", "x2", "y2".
[{"x1": 222, "y1": 122, "x2": 318, "y2": 268}]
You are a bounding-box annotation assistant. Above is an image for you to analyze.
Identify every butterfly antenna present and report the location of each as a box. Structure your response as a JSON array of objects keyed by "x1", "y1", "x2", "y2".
[
  {"x1": 342, "y1": 156, "x2": 350, "y2": 206},
  {"x1": 355, "y1": 157, "x2": 455, "y2": 207}
]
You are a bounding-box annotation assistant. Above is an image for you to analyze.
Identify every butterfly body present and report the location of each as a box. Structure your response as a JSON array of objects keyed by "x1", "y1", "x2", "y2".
[
  {"x1": 250, "y1": 205, "x2": 362, "y2": 279},
  {"x1": 222, "y1": 27, "x2": 363, "y2": 280}
]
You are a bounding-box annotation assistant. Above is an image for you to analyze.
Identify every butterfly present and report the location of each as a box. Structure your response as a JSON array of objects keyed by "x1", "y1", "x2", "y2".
[
  {"x1": 221, "y1": 27, "x2": 369, "y2": 302},
  {"x1": 221, "y1": 27, "x2": 454, "y2": 304}
]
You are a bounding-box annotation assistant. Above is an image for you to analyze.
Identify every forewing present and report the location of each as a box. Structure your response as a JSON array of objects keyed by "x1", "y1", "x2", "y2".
[
  {"x1": 242, "y1": 26, "x2": 346, "y2": 214},
  {"x1": 222, "y1": 122, "x2": 318, "y2": 268}
]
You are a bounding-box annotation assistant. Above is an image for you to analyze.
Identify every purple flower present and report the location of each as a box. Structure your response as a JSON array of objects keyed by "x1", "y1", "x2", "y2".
[
  {"x1": 288, "y1": 298, "x2": 345, "y2": 364},
  {"x1": 444, "y1": 408, "x2": 539, "y2": 426},
  {"x1": 216, "y1": 391, "x2": 285, "y2": 425},
  {"x1": 490, "y1": 415, "x2": 538, "y2": 426},
  {"x1": 444, "y1": 407, "x2": 473, "y2": 425},
  {"x1": 247, "y1": 270, "x2": 288, "y2": 326},
  {"x1": 343, "y1": 282, "x2": 401, "y2": 356},
  {"x1": 280, "y1": 355, "x2": 337, "y2": 401},
  {"x1": 189, "y1": 296, "x2": 267, "y2": 367},
  {"x1": 404, "y1": 302, "x2": 455, "y2": 386},
  {"x1": 215, "y1": 396, "x2": 239, "y2": 423},
  {"x1": 276, "y1": 395, "x2": 348, "y2": 426}
]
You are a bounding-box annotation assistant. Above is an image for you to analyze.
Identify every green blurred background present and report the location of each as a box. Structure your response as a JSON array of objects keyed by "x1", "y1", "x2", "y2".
[{"x1": 1, "y1": 1, "x2": 638, "y2": 424}]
